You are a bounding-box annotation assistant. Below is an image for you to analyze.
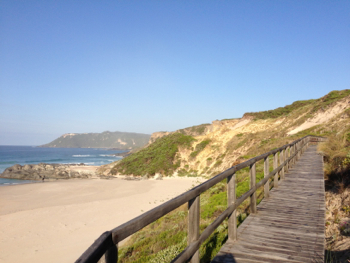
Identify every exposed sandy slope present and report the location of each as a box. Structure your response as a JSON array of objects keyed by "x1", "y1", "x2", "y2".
[
  {"x1": 172, "y1": 96, "x2": 350, "y2": 177},
  {"x1": 0, "y1": 177, "x2": 203, "y2": 263},
  {"x1": 288, "y1": 97, "x2": 350, "y2": 135}
]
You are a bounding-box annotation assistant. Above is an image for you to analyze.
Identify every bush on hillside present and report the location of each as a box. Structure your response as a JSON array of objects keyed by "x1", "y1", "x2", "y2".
[
  {"x1": 110, "y1": 133, "x2": 195, "y2": 176},
  {"x1": 190, "y1": 139, "x2": 211, "y2": 158},
  {"x1": 244, "y1": 89, "x2": 350, "y2": 120},
  {"x1": 318, "y1": 133, "x2": 350, "y2": 192}
]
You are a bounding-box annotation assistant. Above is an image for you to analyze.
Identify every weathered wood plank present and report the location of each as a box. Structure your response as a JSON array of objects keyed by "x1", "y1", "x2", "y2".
[
  {"x1": 280, "y1": 149, "x2": 285, "y2": 180},
  {"x1": 213, "y1": 250, "x2": 306, "y2": 263},
  {"x1": 273, "y1": 152, "x2": 278, "y2": 188},
  {"x1": 264, "y1": 156, "x2": 269, "y2": 198},
  {"x1": 105, "y1": 244, "x2": 118, "y2": 263},
  {"x1": 75, "y1": 231, "x2": 114, "y2": 263},
  {"x1": 227, "y1": 173, "x2": 237, "y2": 241},
  {"x1": 188, "y1": 196, "x2": 200, "y2": 263},
  {"x1": 249, "y1": 162, "x2": 257, "y2": 214}
]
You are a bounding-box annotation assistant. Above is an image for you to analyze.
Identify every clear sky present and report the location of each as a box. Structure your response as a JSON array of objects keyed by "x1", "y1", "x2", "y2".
[{"x1": 1, "y1": 1, "x2": 349, "y2": 145}]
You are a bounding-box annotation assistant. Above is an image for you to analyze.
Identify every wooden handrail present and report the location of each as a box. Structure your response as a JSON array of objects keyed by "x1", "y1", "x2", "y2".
[{"x1": 75, "y1": 135, "x2": 326, "y2": 263}]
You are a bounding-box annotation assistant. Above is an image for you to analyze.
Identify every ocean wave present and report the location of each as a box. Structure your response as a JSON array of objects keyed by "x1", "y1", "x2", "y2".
[
  {"x1": 72, "y1": 155, "x2": 92, "y2": 157},
  {"x1": 23, "y1": 158, "x2": 66, "y2": 163},
  {"x1": 46, "y1": 159, "x2": 66, "y2": 162},
  {"x1": 85, "y1": 161, "x2": 106, "y2": 165},
  {"x1": 99, "y1": 154, "x2": 111, "y2": 157}
]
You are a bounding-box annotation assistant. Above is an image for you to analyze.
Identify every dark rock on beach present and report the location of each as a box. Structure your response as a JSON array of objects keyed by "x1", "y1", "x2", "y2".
[{"x1": 0, "y1": 163, "x2": 97, "y2": 181}]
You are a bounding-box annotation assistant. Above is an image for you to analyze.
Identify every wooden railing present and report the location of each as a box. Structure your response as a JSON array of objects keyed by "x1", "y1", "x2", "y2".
[{"x1": 75, "y1": 135, "x2": 326, "y2": 263}]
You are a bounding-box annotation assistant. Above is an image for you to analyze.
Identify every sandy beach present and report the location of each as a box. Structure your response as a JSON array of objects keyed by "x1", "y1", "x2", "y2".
[{"x1": 0, "y1": 177, "x2": 203, "y2": 263}]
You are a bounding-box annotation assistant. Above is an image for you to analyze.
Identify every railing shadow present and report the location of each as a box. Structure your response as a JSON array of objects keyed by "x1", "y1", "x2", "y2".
[
  {"x1": 211, "y1": 253, "x2": 238, "y2": 263},
  {"x1": 324, "y1": 249, "x2": 350, "y2": 263}
]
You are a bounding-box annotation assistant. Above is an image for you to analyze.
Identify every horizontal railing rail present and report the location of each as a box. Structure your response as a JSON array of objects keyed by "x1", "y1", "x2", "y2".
[{"x1": 75, "y1": 135, "x2": 327, "y2": 263}]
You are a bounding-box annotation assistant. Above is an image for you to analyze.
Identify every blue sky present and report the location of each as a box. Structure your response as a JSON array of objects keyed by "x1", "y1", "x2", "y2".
[{"x1": 1, "y1": 1, "x2": 349, "y2": 145}]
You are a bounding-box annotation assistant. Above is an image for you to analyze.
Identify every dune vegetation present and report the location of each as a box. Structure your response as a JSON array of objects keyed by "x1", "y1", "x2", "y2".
[{"x1": 319, "y1": 131, "x2": 350, "y2": 262}]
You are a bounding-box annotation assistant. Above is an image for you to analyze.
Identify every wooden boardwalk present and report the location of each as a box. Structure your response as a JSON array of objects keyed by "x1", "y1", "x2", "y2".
[
  {"x1": 212, "y1": 145, "x2": 325, "y2": 263},
  {"x1": 76, "y1": 136, "x2": 326, "y2": 263}
]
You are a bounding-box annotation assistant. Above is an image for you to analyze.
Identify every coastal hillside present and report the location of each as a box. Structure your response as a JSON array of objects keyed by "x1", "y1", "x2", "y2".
[
  {"x1": 99, "y1": 89, "x2": 350, "y2": 177},
  {"x1": 100, "y1": 89, "x2": 350, "y2": 263},
  {"x1": 40, "y1": 131, "x2": 150, "y2": 150}
]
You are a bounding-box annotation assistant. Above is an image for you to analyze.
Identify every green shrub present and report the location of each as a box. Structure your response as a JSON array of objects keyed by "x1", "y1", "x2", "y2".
[
  {"x1": 149, "y1": 244, "x2": 184, "y2": 263},
  {"x1": 244, "y1": 99, "x2": 313, "y2": 119},
  {"x1": 213, "y1": 160, "x2": 222, "y2": 167},
  {"x1": 178, "y1": 124, "x2": 211, "y2": 136},
  {"x1": 318, "y1": 134, "x2": 350, "y2": 192},
  {"x1": 111, "y1": 133, "x2": 195, "y2": 176},
  {"x1": 244, "y1": 89, "x2": 350, "y2": 120},
  {"x1": 190, "y1": 140, "x2": 211, "y2": 158}
]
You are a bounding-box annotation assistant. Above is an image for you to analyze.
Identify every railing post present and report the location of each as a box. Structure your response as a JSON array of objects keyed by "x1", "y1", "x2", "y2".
[
  {"x1": 305, "y1": 137, "x2": 309, "y2": 150},
  {"x1": 105, "y1": 244, "x2": 118, "y2": 263},
  {"x1": 301, "y1": 139, "x2": 304, "y2": 153},
  {"x1": 264, "y1": 156, "x2": 269, "y2": 198},
  {"x1": 285, "y1": 146, "x2": 289, "y2": 173},
  {"x1": 250, "y1": 162, "x2": 257, "y2": 214},
  {"x1": 296, "y1": 143, "x2": 298, "y2": 161},
  {"x1": 301, "y1": 138, "x2": 305, "y2": 154},
  {"x1": 301, "y1": 140, "x2": 303, "y2": 154},
  {"x1": 289, "y1": 145, "x2": 292, "y2": 167},
  {"x1": 227, "y1": 173, "x2": 237, "y2": 241},
  {"x1": 280, "y1": 149, "x2": 285, "y2": 180},
  {"x1": 188, "y1": 196, "x2": 200, "y2": 263},
  {"x1": 273, "y1": 152, "x2": 278, "y2": 188},
  {"x1": 296, "y1": 142, "x2": 299, "y2": 161}
]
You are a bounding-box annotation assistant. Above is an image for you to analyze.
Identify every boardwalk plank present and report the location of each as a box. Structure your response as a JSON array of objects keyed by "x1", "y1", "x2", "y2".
[{"x1": 211, "y1": 145, "x2": 325, "y2": 263}]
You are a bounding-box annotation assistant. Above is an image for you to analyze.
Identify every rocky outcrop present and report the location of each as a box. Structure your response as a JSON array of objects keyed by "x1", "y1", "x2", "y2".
[{"x1": 0, "y1": 163, "x2": 97, "y2": 180}]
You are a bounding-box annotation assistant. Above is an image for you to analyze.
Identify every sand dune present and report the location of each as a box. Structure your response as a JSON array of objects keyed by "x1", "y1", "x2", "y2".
[{"x1": 0, "y1": 177, "x2": 203, "y2": 263}]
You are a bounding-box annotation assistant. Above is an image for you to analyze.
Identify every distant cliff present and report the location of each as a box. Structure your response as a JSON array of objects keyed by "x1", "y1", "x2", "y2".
[{"x1": 40, "y1": 131, "x2": 151, "y2": 150}]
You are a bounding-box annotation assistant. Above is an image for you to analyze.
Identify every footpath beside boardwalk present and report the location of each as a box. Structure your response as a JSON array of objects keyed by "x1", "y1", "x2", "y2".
[{"x1": 212, "y1": 145, "x2": 325, "y2": 263}]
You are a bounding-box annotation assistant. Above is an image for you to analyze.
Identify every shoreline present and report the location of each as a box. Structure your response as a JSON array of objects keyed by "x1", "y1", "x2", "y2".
[{"x1": 0, "y1": 176, "x2": 204, "y2": 263}]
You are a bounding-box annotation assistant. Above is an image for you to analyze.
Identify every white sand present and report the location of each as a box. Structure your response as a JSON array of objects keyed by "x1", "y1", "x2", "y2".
[{"x1": 0, "y1": 177, "x2": 204, "y2": 263}]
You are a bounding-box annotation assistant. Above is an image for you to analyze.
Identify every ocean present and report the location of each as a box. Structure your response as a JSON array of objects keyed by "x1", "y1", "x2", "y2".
[{"x1": 0, "y1": 146, "x2": 125, "y2": 185}]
